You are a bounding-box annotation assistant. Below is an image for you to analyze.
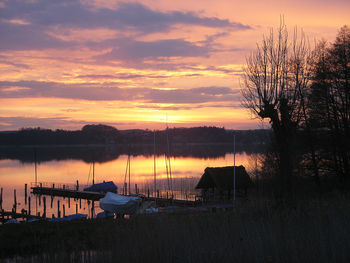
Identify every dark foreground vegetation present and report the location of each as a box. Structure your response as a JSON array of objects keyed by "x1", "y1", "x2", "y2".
[{"x1": 1, "y1": 194, "x2": 350, "y2": 263}]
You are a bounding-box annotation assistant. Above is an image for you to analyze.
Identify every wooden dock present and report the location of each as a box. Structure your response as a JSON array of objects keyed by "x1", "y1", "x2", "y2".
[
  {"x1": 31, "y1": 186, "x2": 199, "y2": 207},
  {"x1": 31, "y1": 186, "x2": 105, "y2": 201},
  {"x1": 0, "y1": 209, "x2": 42, "y2": 223}
]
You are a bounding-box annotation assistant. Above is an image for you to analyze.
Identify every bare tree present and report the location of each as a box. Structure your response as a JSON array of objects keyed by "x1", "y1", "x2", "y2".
[
  {"x1": 241, "y1": 21, "x2": 314, "y2": 199},
  {"x1": 310, "y1": 26, "x2": 350, "y2": 182}
]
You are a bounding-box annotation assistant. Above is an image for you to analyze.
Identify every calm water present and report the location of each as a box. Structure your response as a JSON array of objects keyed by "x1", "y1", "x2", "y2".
[{"x1": 0, "y1": 151, "x2": 256, "y2": 218}]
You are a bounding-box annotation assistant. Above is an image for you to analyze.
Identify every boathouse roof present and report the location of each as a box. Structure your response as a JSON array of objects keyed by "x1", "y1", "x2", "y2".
[{"x1": 195, "y1": 166, "x2": 252, "y2": 190}]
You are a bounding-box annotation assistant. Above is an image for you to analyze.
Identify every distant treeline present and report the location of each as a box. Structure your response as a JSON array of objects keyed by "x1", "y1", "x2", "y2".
[
  {"x1": 0, "y1": 125, "x2": 270, "y2": 163},
  {"x1": 0, "y1": 125, "x2": 271, "y2": 146}
]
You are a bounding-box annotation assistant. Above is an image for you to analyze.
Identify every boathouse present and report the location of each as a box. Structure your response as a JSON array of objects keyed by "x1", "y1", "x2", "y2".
[{"x1": 196, "y1": 166, "x2": 252, "y2": 201}]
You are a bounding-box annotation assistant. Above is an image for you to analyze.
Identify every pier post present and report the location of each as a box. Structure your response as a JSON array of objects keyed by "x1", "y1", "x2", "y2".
[
  {"x1": 25, "y1": 184, "x2": 27, "y2": 205},
  {"x1": 0, "y1": 187, "x2": 3, "y2": 210},
  {"x1": 52, "y1": 183, "x2": 55, "y2": 189},
  {"x1": 91, "y1": 201, "x2": 94, "y2": 218},
  {"x1": 43, "y1": 196, "x2": 46, "y2": 218},
  {"x1": 76, "y1": 180, "x2": 79, "y2": 191},
  {"x1": 51, "y1": 195, "x2": 53, "y2": 208},
  {"x1": 147, "y1": 188, "x2": 150, "y2": 198},
  {"x1": 63, "y1": 204, "x2": 65, "y2": 217},
  {"x1": 135, "y1": 184, "x2": 138, "y2": 194},
  {"x1": 39, "y1": 195, "x2": 41, "y2": 206},
  {"x1": 57, "y1": 200, "x2": 60, "y2": 218},
  {"x1": 157, "y1": 190, "x2": 159, "y2": 198},
  {"x1": 14, "y1": 189, "x2": 17, "y2": 213},
  {"x1": 79, "y1": 199, "x2": 81, "y2": 209},
  {"x1": 28, "y1": 196, "x2": 31, "y2": 215},
  {"x1": 21, "y1": 208, "x2": 25, "y2": 220},
  {"x1": 68, "y1": 197, "x2": 71, "y2": 208},
  {"x1": 76, "y1": 204, "x2": 78, "y2": 214}
]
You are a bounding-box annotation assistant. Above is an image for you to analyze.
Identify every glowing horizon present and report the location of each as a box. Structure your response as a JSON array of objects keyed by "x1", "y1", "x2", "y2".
[{"x1": 0, "y1": 0, "x2": 349, "y2": 131}]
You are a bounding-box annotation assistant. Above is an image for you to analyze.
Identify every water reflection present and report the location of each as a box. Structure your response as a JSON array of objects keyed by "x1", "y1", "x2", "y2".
[
  {"x1": 0, "y1": 143, "x2": 264, "y2": 163},
  {"x1": 0, "y1": 151, "x2": 257, "y2": 219}
]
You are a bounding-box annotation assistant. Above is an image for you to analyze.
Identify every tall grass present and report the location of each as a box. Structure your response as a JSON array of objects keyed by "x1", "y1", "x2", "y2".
[{"x1": 1, "y1": 194, "x2": 350, "y2": 263}]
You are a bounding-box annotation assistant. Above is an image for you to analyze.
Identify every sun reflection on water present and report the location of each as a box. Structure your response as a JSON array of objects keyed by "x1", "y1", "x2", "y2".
[{"x1": 0, "y1": 152, "x2": 253, "y2": 218}]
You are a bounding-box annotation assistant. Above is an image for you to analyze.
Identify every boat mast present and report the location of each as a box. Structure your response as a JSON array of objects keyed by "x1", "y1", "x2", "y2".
[
  {"x1": 128, "y1": 154, "x2": 131, "y2": 195},
  {"x1": 233, "y1": 134, "x2": 236, "y2": 205},
  {"x1": 153, "y1": 130, "x2": 157, "y2": 199},
  {"x1": 34, "y1": 148, "x2": 38, "y2": 185},
  {"x1": 166, "y1": 115, "x2": 173, "y2": 198},
  {"x1": 165, "y1": 153, "x2": 170, "y2": 191},
  {"x1": 92, "y1": 161, "x2": 95, "y2": 185},
  {"x1": 124, "y1": 154, "x2": 130, "y2": 195}
]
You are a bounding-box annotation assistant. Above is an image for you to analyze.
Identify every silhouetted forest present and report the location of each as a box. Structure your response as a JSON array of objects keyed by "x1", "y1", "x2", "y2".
[
  {"x1": 0, "y1": 125, "x2": 270, "y2": 146},
  {"x1": 0, "y1": 125, "x2": 270, "y2": 162}
]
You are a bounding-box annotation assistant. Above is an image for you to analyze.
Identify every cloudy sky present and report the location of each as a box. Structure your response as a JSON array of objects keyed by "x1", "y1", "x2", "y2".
[{"x1": 0, "y1": 0, "x2": 349, "y2": 130}]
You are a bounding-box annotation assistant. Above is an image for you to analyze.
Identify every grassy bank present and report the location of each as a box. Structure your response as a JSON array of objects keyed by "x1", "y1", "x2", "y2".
[{"x1": 1, "y1": 195, "x2": 350, "y2": 263}]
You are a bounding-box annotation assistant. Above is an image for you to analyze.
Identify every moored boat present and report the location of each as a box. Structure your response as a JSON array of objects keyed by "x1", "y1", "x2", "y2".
[{"x1": 99, "y1": 192, "x2": 141, "y2": 215}]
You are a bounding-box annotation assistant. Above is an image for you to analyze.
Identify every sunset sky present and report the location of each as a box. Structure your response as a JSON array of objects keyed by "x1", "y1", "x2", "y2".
[{"x1": 0, "y1": 0, "x2": 349, "y2": 131}]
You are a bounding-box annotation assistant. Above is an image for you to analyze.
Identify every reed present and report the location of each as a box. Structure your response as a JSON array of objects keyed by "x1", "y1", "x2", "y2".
[{"x1": 1, "y1": 193, "x2": 350, "y2": 263}]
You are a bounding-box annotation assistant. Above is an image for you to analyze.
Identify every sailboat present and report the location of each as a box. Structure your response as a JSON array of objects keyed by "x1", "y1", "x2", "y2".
[
  {"x1": 99, "y1": 152, "x2": 141, "y2": 216},
  {"x1": 84, "y1": 161, "x2": 118, "y2": 193},
  {"x1": 99, "y1": 192, "x2": 141, "y2": 215}
]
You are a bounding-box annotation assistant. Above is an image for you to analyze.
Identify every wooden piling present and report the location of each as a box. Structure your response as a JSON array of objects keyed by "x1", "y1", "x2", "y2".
[
  {"x1": 13, "y1": 189, "x2": 17, "y2": 213},
  {"x1": 76, "y1": 180, "x2": 79, "y2": 191},
  {"x1": 51, "y1": 195, "x2": 53, "y2": 208},
  {"x1": 25, "y1": 184, "x2": 27, "y2": 205},
  {"x1": 28, "y1": 196, "x2": 31, "y2": 215},
  {"x1": 0, "y1": 187, "x2": 3, "y2": 210},
  {"x1": 135, "y1": 184, "x2": 138, "y2": 194},
  {"x1": 43, "y1": 196, "x2": 46, "y2": 218},
  {"x1": 76, "y1": 204, "x2": 78, "y2": 214},
  {"x1": 39, "y1": 195, "x2": 41, "y2": 206},
  {"x1": 68, "y1": 197, "x2": 71, "y2": 208},
  {"x1": 147, "y1": 188, "x2": 150, "y2": 198},
  {"x1": 157, "y1": 190, "x2": 159, "y2": 198},
  {"x1": 57, "y1": 200, "x2": 60, "y2": 218},
  {"x1": 63, "y1": 204, "x2": 65, "y2": 217},
  {"x1": 79, "y1": 198, "x2": 81, "y2": 209},
  {"x1": 91, "y1": 201, "x2": 94, "y2": 218}
]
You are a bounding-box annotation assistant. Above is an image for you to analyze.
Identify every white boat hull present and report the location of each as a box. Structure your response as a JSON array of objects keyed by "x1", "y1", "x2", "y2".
[{"x1": 100, "y1": 192, "x2": 141, "y2": 215}]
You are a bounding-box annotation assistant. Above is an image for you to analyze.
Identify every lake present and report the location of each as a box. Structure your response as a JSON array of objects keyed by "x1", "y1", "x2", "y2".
[{"x1": 0, "y1": 145, "x2": 259, "y2": 219}]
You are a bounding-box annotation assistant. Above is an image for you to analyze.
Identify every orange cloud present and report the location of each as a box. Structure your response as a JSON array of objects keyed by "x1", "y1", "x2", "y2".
[{"x1": 0, "y1": 0, "x2": 348, "y2": 131}]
